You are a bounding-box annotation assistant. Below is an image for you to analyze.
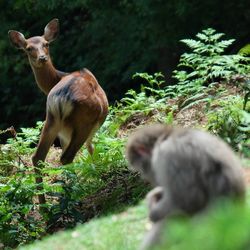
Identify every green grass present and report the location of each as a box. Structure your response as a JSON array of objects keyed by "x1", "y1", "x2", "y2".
[
  {"x1": 19, "y1": 193, "x2": 250, "y2": 250},
  {"x1": 155, "y1": 200, "x2": 250, "y2": 250},
  {"x1": 19, "y1": 202, "x2": 148, "y2": 250},
  {"x1": 1, "y1": 29, "x2": 249, "y2": 248}
]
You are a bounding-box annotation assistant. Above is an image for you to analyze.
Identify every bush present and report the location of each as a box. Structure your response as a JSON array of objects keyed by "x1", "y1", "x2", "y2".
[{"x1": 207, "y1": 96, "x2": 250, "y2": 156}]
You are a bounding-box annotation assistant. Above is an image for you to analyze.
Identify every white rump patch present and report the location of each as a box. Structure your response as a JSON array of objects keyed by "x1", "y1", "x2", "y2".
[{"x1": 47, "y1": 95, "x2": 73, "y2": 120}]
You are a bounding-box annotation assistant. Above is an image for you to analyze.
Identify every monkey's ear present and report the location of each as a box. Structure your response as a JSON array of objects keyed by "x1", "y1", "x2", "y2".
[
  {"x1": 135, "y1": 144, "x2": 151, "y2": 157},
  {"x1": 146, "y1": 186, "x2": 164, "y2": 204}
]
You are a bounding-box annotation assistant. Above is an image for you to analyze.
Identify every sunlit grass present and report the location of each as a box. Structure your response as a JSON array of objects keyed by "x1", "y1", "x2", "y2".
[
  {"x1": 20, "y1": 193, "x2": 250, "y2": 250},
  {"x1": 19, "y1": 202, "x2": 148, "y2": 250}
]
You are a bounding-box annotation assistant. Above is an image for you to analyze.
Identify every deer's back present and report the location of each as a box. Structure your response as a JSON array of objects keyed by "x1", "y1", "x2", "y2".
[{"x1": 47, "y1": 68, "x2": 108, "y2": 124}]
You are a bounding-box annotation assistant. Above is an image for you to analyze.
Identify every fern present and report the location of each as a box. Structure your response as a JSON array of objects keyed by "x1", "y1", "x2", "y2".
[
  {"x1": 238, "y1": 44, "x2": 250, "y2": 56},
  {"x1": 173, "y1": 28, "x2": 250, "y2": 97}
]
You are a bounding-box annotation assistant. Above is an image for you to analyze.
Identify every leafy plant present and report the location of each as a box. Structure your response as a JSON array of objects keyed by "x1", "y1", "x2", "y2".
[
  {"x1": 0, "y1": 122, "x2": 46, "y2": 247},
  {"x1": 207, "y1": 96, "x2": 250, "y2": 156},
  {"x1": 5, "y1": 122, "x2": 43, "y2": 155},
  {"x1": 112, "y1": 72, "x2": 171, "y2": 126},
  {"x1": 238, "y1": 111, "x2": 250, "y2": 157},
  {"x1": 1, "y1": 27, "x2": 250, "y2": 249},
  {"x1": 239, "y1": 44, "x2": 250, "y2": 56},
  {"x1": 241, "y1": 79, "x2": 250, "y2": 110},
  {"x1": 173, "y1": 28, "x2": 250, "y2": 96}
]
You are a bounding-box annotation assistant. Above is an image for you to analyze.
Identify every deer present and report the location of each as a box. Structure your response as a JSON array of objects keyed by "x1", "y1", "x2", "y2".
[{"x1": 8, "y1": 19, "x2": 109, "y2": 204}]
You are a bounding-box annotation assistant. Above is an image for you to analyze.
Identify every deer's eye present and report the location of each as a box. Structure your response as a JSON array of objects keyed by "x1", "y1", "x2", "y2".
[
  {"x1": 26, "y1": 46, "x2": 33, "y2": 52},
  {"x1": 44, "y1": 43, "x2": 49, "y2": 48}
]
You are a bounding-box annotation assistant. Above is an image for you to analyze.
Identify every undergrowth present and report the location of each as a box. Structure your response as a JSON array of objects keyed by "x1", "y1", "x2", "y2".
[
  {"x1": 207, "y1": 95, "x2": 250, "y2": 156},
  {"x1": 18, "y1": 198, "x2": 250, "y2": 250},
  {"x1": 173, "y1": 28, "x2": 250, "y2": 98},
  {"x1": 0, "y1": 28, "x2": 249, "y2": 249}
]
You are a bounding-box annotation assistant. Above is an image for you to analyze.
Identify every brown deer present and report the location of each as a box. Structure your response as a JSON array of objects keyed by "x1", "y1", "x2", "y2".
[{"x1": 8, "y1": 19, "x2": 109, "y2": 204}]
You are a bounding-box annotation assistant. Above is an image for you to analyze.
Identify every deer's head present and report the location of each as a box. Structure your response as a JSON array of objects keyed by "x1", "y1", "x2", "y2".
[{"x1": 8, "y1": 19, "x2": 59, "y2": 68}]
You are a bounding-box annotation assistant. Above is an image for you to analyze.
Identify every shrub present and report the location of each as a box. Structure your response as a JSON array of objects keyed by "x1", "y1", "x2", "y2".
[{"x1": 207, "y1": 96, "x2": 250, "y2": 156}]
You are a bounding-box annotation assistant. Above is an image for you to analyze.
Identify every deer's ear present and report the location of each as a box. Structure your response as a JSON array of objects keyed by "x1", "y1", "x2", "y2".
[
  {"x1": 8, "y1": 30, "x2": 27, "y2": 49},
  {"x1": 44, "y1": 18, "x2": 59, "y2": 42}
]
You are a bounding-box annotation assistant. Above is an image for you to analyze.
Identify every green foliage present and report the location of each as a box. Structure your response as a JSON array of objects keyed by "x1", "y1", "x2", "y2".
[
  {"x1": 112, "y1": 72, "x2": 171, "y2": 126},
  {"x1": 0, "y1": 122, "x2": 46, "y2": 247},
  {"x1": 1, "y1": 1, "x2": 250, "y2": 130},
  {"x1": 7, "y1": 122, "x2": 43, "y2": 155},
  {"x1": 0, "y1": 169, "x2": 45, "y2": 247},
  {"x1": 207, "y1": 96, "x2": 250, "y2": 156},
  {"x1": 240, "y1": 78, "x2": 250, "y2": 110},
  {"x1": 238, "y1": 111, "x2": 250, "y2": 157},
  {"x1": 155, "y1": 200, "x2": 250, "y2": 250},
  {"x1": 19, "y1": 202, "x2": 148, "y2": 250},
  {"x1": 1, "y1": 25, "x2": 250, "y2": 248},
  {"x1": 0, "y1": 69, "x2": 169, "y2": 247},
  {"x1": 239, "y1": 44, "x2": 250, "y2": 56},
  {"x1": 18, "y1": 198, "x2": 250, "y2": 250},
  {"x1": 173, "y1": 28, "x2": 250, "y2": 96},
  {"x1": 46, "y1": 119, "x2": 128, "y2": 205}
]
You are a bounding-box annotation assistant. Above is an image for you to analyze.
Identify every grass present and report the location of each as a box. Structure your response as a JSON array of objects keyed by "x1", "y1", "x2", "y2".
[
  {"x1": 1, "y1": 80, "x2": 249, "y2": 249},
  {"x1": 156, "y1": 198, "x2": 250, "y2": 250},
  {"x1": 19, "y1": 193, "x2": 250, "y2": 250},
  {"x1": 1, "y1": 29, "x2": 249, "y2": 248},
  {"x1": 19, "y1": 202, "x2": 148, "y2": 250},
  {"x1": 1, "y1": 78, "x2": 249, "y2": 249}
]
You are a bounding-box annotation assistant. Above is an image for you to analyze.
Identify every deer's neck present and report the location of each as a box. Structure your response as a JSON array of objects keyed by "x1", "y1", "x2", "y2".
[{"x1": 30, "y1": 59, "x2": 67, "y2": 95}]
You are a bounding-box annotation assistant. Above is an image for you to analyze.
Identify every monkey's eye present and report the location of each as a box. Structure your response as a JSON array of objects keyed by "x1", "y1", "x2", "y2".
[
  {"x1": 26, "y1": 46, "x2": 33, "y2": 52},
  {"x1": 43, "y1": 43, "x2": 49, "y2": 48}
]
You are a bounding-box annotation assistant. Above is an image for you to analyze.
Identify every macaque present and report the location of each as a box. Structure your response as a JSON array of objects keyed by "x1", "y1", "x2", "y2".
[{"x1": 126, "y1": 124, "x2": 245, "y2": 249}]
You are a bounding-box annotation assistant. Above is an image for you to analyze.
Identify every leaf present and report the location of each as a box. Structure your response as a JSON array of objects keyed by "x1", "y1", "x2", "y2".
[{"x1": 180, "y1": 39, "x2": 204, "y2": 49}]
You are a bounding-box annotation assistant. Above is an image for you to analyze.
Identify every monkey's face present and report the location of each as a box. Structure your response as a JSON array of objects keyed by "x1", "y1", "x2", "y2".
[
  {"x1": 126, "y1": 143, "x2": 156, "y2": 184},
  {"x1": 126, "y1": 124, "x2": 171, "y2": 185}
]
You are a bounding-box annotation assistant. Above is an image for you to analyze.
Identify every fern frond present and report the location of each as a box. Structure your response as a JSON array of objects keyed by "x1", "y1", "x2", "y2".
[
  {"x1": 238, "y1": 44, "x2": 250, "y2": 56},
  {"x1": 210, "y1": 33, "x2": 225, "y2": 41},
  {"x1": 216, "y1": 39, "x2": 235, "y2": 49},
  {"x1": 180, "y1": 39, "x2": 204, "y2": 49},
  {"x1": 196, "y1": 33, "x2": 208, "y2": 41},
  {"x1": 201, "y1": 28, "x2": 216, "y2": 36},
  {"x1": 174, "y1": 27, "x2": 249, "y2": 94}
]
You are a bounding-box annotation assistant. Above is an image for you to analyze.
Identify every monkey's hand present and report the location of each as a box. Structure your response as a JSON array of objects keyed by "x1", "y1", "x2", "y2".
[
  {"x1": 147, "y1": 186, "x2": 170, "y2": 222},
  {"x1": 146, "y1": 186, "x2": 164, "y2": 208}
]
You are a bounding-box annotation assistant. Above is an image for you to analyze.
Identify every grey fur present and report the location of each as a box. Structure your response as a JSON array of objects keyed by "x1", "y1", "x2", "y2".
[{"x1": 126, "y1": 124, "x2": 245, "y2": 249}]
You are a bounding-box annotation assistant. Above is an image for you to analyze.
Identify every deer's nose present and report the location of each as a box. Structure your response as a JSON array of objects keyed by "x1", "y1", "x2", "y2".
[{"x1": 38, "y1": 55, "x2": 48, "y2": 62}]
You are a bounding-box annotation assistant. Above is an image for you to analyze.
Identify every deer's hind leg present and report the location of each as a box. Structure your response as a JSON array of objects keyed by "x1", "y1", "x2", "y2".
[
  {"x1": 60, "y1": 124, "x2": 95, "y2": 165},
  {"x1": 32, "y1": 112, "x2": 59, "y2": 204},
  {"x1": 85, "y1": 123, "x2": 101, "y2": 155},
  {"x1": 32, "y1": 113, "x2": 59, "y2": 165}
]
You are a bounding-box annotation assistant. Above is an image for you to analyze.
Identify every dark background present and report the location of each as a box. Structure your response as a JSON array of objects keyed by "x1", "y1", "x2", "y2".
[{"x1": 0, "y1": 0, "x2": 249, "y2": 131}]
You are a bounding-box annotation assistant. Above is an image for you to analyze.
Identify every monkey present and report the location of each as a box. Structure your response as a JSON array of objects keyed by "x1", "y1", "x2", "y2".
[
  {"x1": 126, "y1": 124, "x2": 245, "y2": 249},
  {"x1": 137, "y1": 186, "x2": 167, "y2": 250}
]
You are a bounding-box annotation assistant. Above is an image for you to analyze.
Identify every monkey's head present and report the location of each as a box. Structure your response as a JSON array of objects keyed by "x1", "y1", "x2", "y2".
[{"x1": 126, "y1": 124, "x2": 172, "y2": 185}]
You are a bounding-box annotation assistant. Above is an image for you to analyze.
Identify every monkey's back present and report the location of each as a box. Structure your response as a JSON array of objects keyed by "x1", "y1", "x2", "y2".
[{"x1": 152, "y1": 128, "x2": 245, "y2": 215}]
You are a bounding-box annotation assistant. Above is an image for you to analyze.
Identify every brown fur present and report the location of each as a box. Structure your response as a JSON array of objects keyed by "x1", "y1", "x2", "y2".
[{"x1": 9, "y1": 19, "x2": 108, "y2": 204}]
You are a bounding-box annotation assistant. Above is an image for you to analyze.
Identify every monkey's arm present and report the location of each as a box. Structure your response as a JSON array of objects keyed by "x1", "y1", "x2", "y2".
[
  {"x1": 140, "y1": 220, "x2": 166, "y2": 250},
  {"x1": 146, "y1": 187, "x2": 175, "y2": 222}
]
